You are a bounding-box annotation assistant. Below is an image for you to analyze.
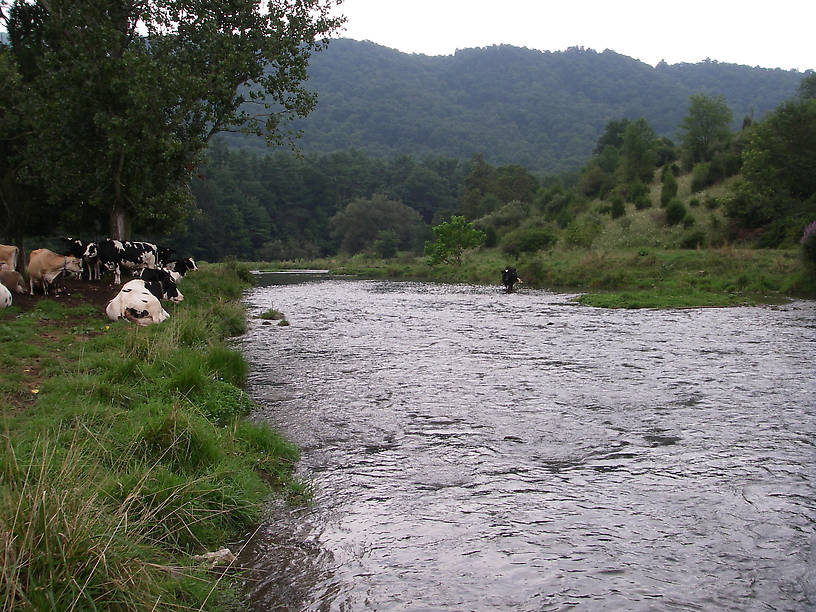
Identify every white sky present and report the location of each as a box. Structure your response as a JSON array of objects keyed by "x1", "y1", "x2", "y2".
[{"x1": 332, "y1": 0, "x2": 814, "y2": 72}]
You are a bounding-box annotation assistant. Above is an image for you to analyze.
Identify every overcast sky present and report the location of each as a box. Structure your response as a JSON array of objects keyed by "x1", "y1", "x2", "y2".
[{"x1": 332, "y1": 0, "x2": 814, "y2": 72}]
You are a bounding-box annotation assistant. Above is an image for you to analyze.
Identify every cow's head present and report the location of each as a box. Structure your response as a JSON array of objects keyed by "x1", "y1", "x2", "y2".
[
  {"x1": 83, "y1": 242, "x2": 98, "y2": 261},
  {"x1": 65, "y1": 256, "x2": 83, "y2": 275},
  {"x1": 61, "y1": 237, "x2": 85, "y2": 257},
  {"x1": 164, "y1": 279, "x2": 183, "y2": 303}
]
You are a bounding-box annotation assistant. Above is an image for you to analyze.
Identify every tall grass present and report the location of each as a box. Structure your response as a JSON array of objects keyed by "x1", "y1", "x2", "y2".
[{"x1": 1, "y1": 264, "x2": 301, "y2": 609}]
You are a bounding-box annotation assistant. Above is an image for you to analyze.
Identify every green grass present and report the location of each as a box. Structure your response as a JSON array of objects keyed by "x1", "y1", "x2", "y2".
[{"x1": 0, "y1": 264, "x2": 303, "y2": 610}]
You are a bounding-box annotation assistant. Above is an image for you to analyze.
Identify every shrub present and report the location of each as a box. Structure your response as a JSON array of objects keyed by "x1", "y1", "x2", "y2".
[
  {"x1": 665, "y1": 199, "x2": 687, "y2": 225},
  {"x1": 565, "y1": 216, "x2": 603, "y2": 247},
  {"x1": 661, "y1": 167, "x2": 678, "y2": 206},
  {"x1": 627, "y1": 181, "x2": 649, "y2": 203},
  {"x1": 373, "y1": 229, "x2": 399, "y2": 258},
  {"x1": 691, "y1": 162, "x2": 710, "y2": 193},
  {"x1": 501, "y1": 226, "x2": 557, "y2": 256},
  {"x1": 633, "y1": 194, "x2": 652, "y2": 210},
  {"x1": 425, "y1": 216, "x2": 486, "y2": 266},
  {"x1": 610, "y1": 196, "x2": 626, "y2": 219},
  {"x1": 680, "y1": 230, "x2": 706, "y2": 249}
]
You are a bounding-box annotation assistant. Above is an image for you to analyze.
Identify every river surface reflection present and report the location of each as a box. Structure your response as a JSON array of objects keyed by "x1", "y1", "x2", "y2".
[{"x1": 237, "y1": 277, "x2": 816, "y2": 611}]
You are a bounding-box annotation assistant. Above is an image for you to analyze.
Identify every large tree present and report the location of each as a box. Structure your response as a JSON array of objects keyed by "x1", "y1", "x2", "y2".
[
  {"x1": 727, "y1": 94, "x2": 816, "y2": 244},
  {"x1": 330, "y1": 194, "x2": 426, "y2": 255},
  {"x1": 0, "y1": 0, "x2": 342, "y2": 240},
  {"x1": 678, "y1": 94, "x2": 733, "y2": 166},
  {"x1": 618, "y1": 118, "x2": 658, "y2": 185}
]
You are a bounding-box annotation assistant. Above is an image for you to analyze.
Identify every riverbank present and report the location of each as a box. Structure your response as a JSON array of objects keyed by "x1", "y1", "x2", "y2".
[
  {"x1": 256, "y1": 246, "x2": 816, "y2": 308},
  {"x1": 0, "y1": 263, "x2": 303, "y2": 610}
]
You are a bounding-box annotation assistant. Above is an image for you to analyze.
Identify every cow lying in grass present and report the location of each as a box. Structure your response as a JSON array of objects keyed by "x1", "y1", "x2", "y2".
[
  {"x1": 0, "y1": 283, "x2": 11, "y2": 309},
  {"x1": 105, "y1": 279, "x2": 170, "y2": 326}
]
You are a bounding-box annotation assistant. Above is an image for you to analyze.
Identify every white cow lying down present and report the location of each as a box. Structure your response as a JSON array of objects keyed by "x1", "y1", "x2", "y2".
[
  {"x1": 0, "y1": 283, "x2": 11, "y2": 309},
  {"x1": 106, "y1": 279, "x2": 169, "y2": 326}
]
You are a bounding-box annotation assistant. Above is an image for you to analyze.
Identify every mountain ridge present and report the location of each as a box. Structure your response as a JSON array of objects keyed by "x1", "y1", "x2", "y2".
[{"x1": 224, "y1": 38, "x2": 808, "y2": 174}]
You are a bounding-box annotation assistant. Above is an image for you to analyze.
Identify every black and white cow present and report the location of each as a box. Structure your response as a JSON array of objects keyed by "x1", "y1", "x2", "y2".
[
  {"x1": 502, "y1": 266, "x2": 522, "y2": 293},
  {"x1": 156, "y1": 246, "x2": 175, "y2": 268},
  {"x1": 163, "y1": 257, "x2": 198, "y2": 280},
  {"x1": 138, "y1": 267, "x2": 184, "y2": 302},
  {"x1": 106, "y1": 280, "x2": 169, "y2": 326},
  {"x1": 96, "y1": 239, "x2": 159, "y2": 285},
  {"x1": 61, "y1": 237, "x2": 98, "y2": 280}
]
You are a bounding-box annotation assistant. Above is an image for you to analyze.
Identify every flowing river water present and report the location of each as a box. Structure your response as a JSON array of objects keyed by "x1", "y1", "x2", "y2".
[{"x1": 236, "y1": 275, "x2": 816, "y2": 611}]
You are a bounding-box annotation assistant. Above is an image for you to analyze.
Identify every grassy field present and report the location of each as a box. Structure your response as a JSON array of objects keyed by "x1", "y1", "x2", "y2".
[{"x1": 0, "y1": 262, "x2": 303, "y2": 610}]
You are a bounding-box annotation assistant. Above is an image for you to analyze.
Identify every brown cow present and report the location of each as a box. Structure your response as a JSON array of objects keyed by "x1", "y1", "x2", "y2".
[
  {"x1": 0, "y1": 269, "x2": 26, "y2": 294},
  {"x1": 0, "y1": 244, "x2": 19, "y2": 271},
  {"x1": 27, "y1": 249, "x2": 83, "y2": 296}
]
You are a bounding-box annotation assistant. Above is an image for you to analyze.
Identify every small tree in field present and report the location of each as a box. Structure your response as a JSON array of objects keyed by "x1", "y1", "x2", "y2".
[{"x1": 425, "y1": 215, "x2": 486, "y2": 266}]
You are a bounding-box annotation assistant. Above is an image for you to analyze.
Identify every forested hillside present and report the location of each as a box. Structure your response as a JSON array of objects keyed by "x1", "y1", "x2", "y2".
[
  {"x1": 222, "y1": 39, "x2": 807, "y2": 174},
  {"x1": 170, "y1": 72, "x2": 816, "y2": 263}
]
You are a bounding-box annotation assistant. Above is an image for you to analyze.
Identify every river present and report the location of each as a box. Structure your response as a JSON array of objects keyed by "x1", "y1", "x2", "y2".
[{"x1": 236, "y1": 275, "x2": 816, "y2": 611}]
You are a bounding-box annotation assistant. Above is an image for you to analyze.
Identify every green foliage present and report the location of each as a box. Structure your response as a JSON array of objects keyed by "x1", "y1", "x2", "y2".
[
  {"x1": 691, "y1": 162, "x2": 710, "y2": 193},
  {"x1": 331, "y1": 194, "x2": 425, "y2": 255},
  {"x1": 1, "y1": 0, "x2": 342, "y2": 239},
  {"x1": 373, "y1": 229, "x2": 399, "y2": 258},
  {"x1": 245, "y1": 40, "x2": 803, "y2": 176},
  {"x1": 726, "y1": 97, "x2": 816, "y2": 245},
  {"x1": 501, "y1": 226, "x2": 557, "y2": 256},
  {"x1": 424, "y1": 215, "x2": 486, "y2": 265},
  {"x1": 740, "y1": 98, "x2": 816, "y2": 201},
  {"x1": 679, "y1": 94, "x2": 733, "y2": 166},
  {"x1": 619, "y1": 118, "x2": 658, "y2": 184},
  {"x1": 610, "y1": 197, "x2": 626, "y2": 219},
  {"x1": 680, "y1": 230, "x2": 706, "y2": 249},
  {"x1": 799, "y1": 74, "x2": 816, "y2": 100},
  {"x1": 259, "y1": 308, "x2": 286, "y2": 321},
  {"x1": 665, "y1": 199, "x2": 687, "y2": 225},
  {"x1": 565, "y1": 216, "x2": 603, "y2": 247},
  {"x1": 661, "y1": 167, "x2": 678, "y2": 206},
  {"x1": 171, "y1": 144, "x2": 465, "y2": 261}
]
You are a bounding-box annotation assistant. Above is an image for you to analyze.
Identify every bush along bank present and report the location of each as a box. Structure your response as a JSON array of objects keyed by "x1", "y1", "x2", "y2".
[{"x1": 0, "y1": 262, "x2": 304, "y2": 610}]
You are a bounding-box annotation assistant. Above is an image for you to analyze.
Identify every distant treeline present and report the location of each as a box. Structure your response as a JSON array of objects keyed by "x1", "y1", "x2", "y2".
[{"x1": 171, "y1": 143, "x2": 467, "y2": 261}]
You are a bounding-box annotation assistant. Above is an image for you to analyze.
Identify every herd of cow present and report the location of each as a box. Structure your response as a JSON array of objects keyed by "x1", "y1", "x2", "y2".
[{"x1": 0, "y1": 238, "x2": 197, "y2": 326}]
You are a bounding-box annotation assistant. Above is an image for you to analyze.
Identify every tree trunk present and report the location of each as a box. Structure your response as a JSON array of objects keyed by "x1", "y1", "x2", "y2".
[
  {"x1": 110, "y1": 204, "x2": 131, "y2": 241},
  {"x1": 110, "y1": 151, "x2": 131, "y2": 240}
]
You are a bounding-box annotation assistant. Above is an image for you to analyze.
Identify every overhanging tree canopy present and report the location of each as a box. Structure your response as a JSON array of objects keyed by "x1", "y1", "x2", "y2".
[{"x1": 0, "y1": 0, "x2": 343, "y2": 241}]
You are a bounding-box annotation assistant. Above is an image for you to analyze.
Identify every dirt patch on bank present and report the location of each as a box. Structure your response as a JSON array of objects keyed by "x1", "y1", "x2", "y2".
[{"x1": 8, "y1": 278, "x2": 122, "y2": 316}]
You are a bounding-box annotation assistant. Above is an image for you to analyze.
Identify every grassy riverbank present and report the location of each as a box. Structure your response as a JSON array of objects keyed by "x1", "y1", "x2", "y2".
[
  {"x1": 0, "y1": 263, "x2": 302, "y2": 610},
  {"x1": 255, "y1": 245, "x2": 816, "y2": 308}
]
